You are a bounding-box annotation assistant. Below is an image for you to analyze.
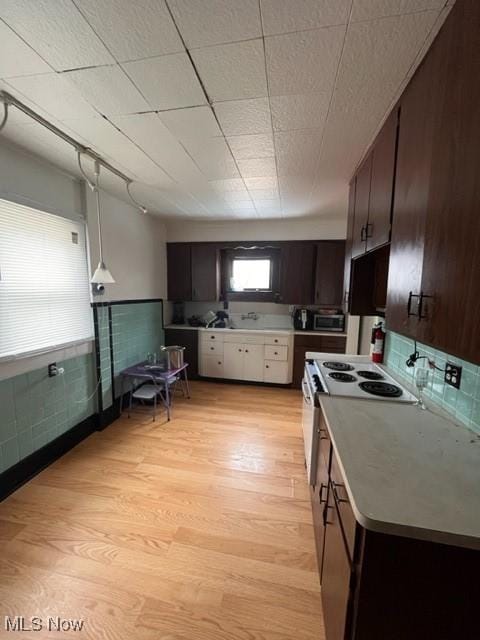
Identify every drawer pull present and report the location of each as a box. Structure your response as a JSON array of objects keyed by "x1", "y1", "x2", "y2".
[
  {"x1": 210, "y1": 346, "x2": 214, "y2": 350},
  {"x1": 266, "y1": 364, "x2": 269, "y2": 369},
  {"x1": 245, "y1": 349, "x2": 249, "y2": 353},
  {"x1": 332, "y1": 480, "x2": 349, "y2": 504},
  {"x1": 274, "y1": 351, "x2": 278, "y2": 355},
  {"x1": 210, "y1": 335, "x2": 215, "y2": 339},
  {"x1": 319, "y1": 483, "x2": 328, "y2": 504},
  {"x1": 238, "y1": 348, "x2": 242, "y2": 352}
]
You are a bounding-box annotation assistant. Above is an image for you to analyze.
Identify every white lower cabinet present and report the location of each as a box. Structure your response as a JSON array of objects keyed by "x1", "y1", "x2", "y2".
[
  {"x1": 201, "y1": 354, "x2": 224, "y2": 378},
  {"x1": 200, "y1": 330, "x2": 292, "y2": 384},
  {"x1": 223, "y1": 343, "x2": 245, "y2": 380}
]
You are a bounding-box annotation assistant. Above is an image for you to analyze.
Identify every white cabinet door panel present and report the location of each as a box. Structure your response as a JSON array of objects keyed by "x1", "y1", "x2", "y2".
[
  {"x1": 223, "y1": 342, "x2": 244, "y2": 380},
  {"x1": 202, "y1": 355, "x2": 224, "y2": 378},
  {"x1": 264, "y1": 360, "x2": 289, "y2": 384},
  {"x1": 243, "y1": 344, "x2": 264, "y2": 382}
]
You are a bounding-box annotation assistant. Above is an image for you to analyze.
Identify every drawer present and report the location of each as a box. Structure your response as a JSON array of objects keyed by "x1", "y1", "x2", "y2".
[
  {"x1": 201, "y1": 341, "x2": 223, "y2": 355},
  {"x1": 294, "y1": 334, "x2": 346, "y2": 350},
  {"x1": 200, "y1": 331, "x2": 225, "y2": 343},
  {"x1": 264, "y1": 360, "x2": 290, "y2": 384},
  {"x1": 330, "y1": 448, "x2": 357, "y2": 561},
  {"x1": 265, "y1": 344, "x2": 288, "y2": 361},
  {"x1": 224, "y1": 332, "x2": 265, "y2": 345},
  {"x1": 264, "y1": 334, "x2": 290, "y2": 347}
]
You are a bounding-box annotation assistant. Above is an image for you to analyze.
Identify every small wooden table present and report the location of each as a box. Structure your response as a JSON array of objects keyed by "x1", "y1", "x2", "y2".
[{"x1": 119, "y1": 361, "x2": 190, "y2": 421}]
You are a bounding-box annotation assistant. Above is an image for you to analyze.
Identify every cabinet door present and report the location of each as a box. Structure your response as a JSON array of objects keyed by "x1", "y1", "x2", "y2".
[
  {"x1": 314, "y1": 241, "x2": 346, "y2": 307},
  {"x1": 223, "y1": 342, "x2": 244, "y2": 380},
  {"x1": 264, "y1": 360, "x2": 289, "y2": 384},
  {"x1": 279, "y1": 243, "x2": 316, "y2": 304},
  {"x1": 351, "y1": 154, "x2": 372, "y2": 258},
  {"x1": 167, "y1": 244, "x2": 192, "y2": 301},
  {"x1": 343, "y1": 180, "x2": 356, "y2": 311},
  {"x1": 311, "y1": 412, "x2": 331, "y2": 579},
  {"x1": 367, "y1": 108, "x2": 398, "y2": 252},
  {"x1": 418, "y1": 0, "x2": 480, "y2": 361},
  {"x1": 243, "y1": 344, "x2": 264, "y2": 382},
  {"x1": 321, "y1": 488, "x2": 353, "y2": 640},
  {"x1": 201, "y1": 355, "x2": 224, "y2": 378},
  {"x1": 386, "y1": 41, "x2": 442, "y2": 338},
  {"x1": 191, "y1": 244, "x2": 219, "y2": 302}
]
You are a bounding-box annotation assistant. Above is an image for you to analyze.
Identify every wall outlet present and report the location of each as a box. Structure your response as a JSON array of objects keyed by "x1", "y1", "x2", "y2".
[{"x1": 445, "y1": 362, "x2": 462, "y2": 389}]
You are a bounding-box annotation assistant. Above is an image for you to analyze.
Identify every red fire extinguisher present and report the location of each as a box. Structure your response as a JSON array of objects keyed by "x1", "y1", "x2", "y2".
[{"x1": 371, "y1": 322, "x2": 385, "y2": 363}]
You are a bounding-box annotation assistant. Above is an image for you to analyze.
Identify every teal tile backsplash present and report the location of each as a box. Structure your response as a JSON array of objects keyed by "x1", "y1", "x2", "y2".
[
  {"x1": 111, "y1": 302, "x2": 164, "y2": 398},
  {"x1": 0, "y1": 353, "x2": 97, "y2": 473},
  {"x1": 385, "y1": 331, "x2": 480, "y2": 434}
]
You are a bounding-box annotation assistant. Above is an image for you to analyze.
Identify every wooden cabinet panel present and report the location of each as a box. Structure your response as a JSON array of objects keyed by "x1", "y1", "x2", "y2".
[
  {"x1": 167, "y1": 244, "x2": 191, "y2": 301},
  {"x1": 417, "y1": 0, "x2": 480, "y2": 362},
  {"x1": 321, "y1": 486, "x2": 353, "y2": 640},
  {"x1": 367, "y1": 109, "x2": 398, "y2": 252},
  {"x1": 351, "y1": 154, "x2": 372, "y2": 258},
  {"x1": 343, "y1": 180, "x2": 356, "y2": 311},
  {"x1": 292, "y1": 335, "x2": 346, "y2": 388},
  {"x1": 279, "y1": 242, "x2": 316, "y2": 304},
  {"x1": 165, "y1": 328, "x2": 198, "y2": 379},
  {"x1": 314, "y1": 241, "x2": 346, "y2": 307},
  {"x1": 385, "y1": 20, "x2": 445, "y2": 340},
  {"x1": 191, "y1": 243, "x2": 219, "y2": 302},
  {"x1": 311, "y1": 410, "x2": 331, "y2": 579}
]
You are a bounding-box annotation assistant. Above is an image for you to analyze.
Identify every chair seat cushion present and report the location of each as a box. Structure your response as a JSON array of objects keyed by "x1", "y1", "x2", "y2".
[{"x1": 132, "y1": 384, "x2": 159, "y2": 400}]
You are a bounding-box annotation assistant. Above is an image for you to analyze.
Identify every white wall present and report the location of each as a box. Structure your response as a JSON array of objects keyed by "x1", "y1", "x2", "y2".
[
  {"x1": 166, "y1": 215, "x2": 346, "y2": 243},
  {"x1": 0, "y1": 139, "x2": 83, "y2": 220},
  {"x1": 86, "y1": 185, "x2": 168, "y2": 301}
]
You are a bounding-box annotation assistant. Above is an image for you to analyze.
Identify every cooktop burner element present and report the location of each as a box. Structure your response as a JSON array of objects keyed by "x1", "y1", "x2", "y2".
[
  {"x1": 359, "y1": 381, "x2": 403, "y2": 398},
  {"x1": 323, "y1": 361, "x2": 354, "y2": 372},
  {"x1": 329, "y1": 372, "x2": 357, "y2": 382},
  {"x1": 357, "y1": 370, "x2": 385, "y2": 381}
]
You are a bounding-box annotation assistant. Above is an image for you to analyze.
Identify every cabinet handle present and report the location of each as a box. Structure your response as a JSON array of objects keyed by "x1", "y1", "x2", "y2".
[
  {"x1": 218, "y1": 361, "x2": 221, "y2": 365},
  {"x1": 274, "y1": 339, "x2": 278, "y2": 343},
  {"x1": 210, "y1": 346, "x2": 214, "y2": 350},
  {"x1": 319, "y1": 428, "x2": 329, "y2": 440},
  {"x1": 266, "y1": 364, "x2": 270, "y2": 369},
  {"x1": 360, "y1": 225, "x2": 366, "y2": 242},
  {"x1": 238, "y1": 348, "x2": 242, "y2": 352},
  {"x1": 365, "y1": 222, "x2": 373, "y2": 238},
  {"x1": 210, "y1": 336, "x2": 215, "y2": 339},
  {"x1": 407, "y1": 291, "x2": 420, "y2": 317},
  {"x1": 245, "y1": 349, "x2": 249, "y2": 353},
  {"x1": 274, "y1": 351, "x2": 278, "y2": 355},
  {"x1": 418, "y1": 292, "x2": 433, "y2": 320},
  {"x1": 331, "y1": 480, "x2": 349, "y2": 504},
  {"x1": 319, "y1": 483, "x2": 328, "y2": 504}
]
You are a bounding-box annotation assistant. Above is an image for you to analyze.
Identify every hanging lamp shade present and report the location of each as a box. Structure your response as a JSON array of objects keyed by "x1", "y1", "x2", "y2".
[{"x1": 91, "y1": 261, "x2": 115, "y2": 284}]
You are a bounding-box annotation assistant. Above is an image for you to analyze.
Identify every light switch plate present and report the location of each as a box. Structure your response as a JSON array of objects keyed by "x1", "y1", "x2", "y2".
[{"x1": 445, "y1": 362, "x2": 462, "y2": 389}]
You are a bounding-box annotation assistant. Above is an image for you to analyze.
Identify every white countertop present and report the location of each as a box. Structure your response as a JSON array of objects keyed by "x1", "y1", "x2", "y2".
[
  {"x1": 307, "y1": 354, "x2": 480, "y2": 550},
  {"x1": 165, "y1": 324, "x2": 347, "y2": 338}
]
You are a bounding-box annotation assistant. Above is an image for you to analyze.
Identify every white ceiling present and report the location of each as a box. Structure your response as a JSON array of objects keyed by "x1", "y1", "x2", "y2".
[{"x1": 0, "y1": 0, "x2": 454, "y2": 221}]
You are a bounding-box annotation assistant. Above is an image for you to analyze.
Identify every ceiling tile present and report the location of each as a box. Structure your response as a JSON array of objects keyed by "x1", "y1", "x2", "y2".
[
  {"x1": 265, "y1": 27, "x2": 345, "y2": 96},
  {"x1": 191, "y1": 39, "x2": 268, "y2": 102},
  {"x1": 254, "y1": 200, "x2": 282, "y2": 215},
  {"x1": 227, "y1": 133, "x2": 274, "y2": 160},
  {"x1": 261, "y1": 0, "x2": 351, "y2": 35},
  {"x1": 158, "y1": 106, "x2": 221, "y2": 144},
  {"x1": 6, "y1": 73, "x2": 98, "y2": 120},
  {"x1": 209, "y1": 178, "x2": 247, "y2": 193},
  {"x1": 275, "y1": 130, "x2": 322, "y2": 176},
  {"x1": 244, "y1": 176, "x2": 278, "y2": 190},
  {"x1": 74, "y1": 0, "x2": 184, "y2": 62},
  {"x1": 222, "y1": 191, "x2": 252, "y2": 204},
  {"x1": 237, "y1": 157, "x2": 277, "y2": 178},
  {"x1": 0, "y1": 21, "x2": 52, "y2": 79},
  {"x1": 351, "y1": 0, "x2": 445, "y2": 22},
  {"x1": 0, "y1": 0, "x2": 114, "y2": 71},
  {"x1": 168, "y1": 0, "x2": 262, "y2": 48},
  {"x1": 214, "y1": 98, "x2": 271, "y2": 135},
  {"x1": 186, "y1": 136, "x2": 239, "y2": 180},
  {"x1": 63, "y1": 65, "x2": 150, "y2": 116},
  {"x1": 248, "y1": 187, "x2": 279, "y2": 200},
  {"x1": 123, "y1": 53, "x2": 206, "y2": 110},
  {"x1": 270, "y1": 93, "x2": 330, "y2": 132}
]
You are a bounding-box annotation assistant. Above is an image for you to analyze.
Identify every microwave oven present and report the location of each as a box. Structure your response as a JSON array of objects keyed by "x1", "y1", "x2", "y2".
[{"x1": 313, "y1": 313, "x2": 345, "y2": 332}]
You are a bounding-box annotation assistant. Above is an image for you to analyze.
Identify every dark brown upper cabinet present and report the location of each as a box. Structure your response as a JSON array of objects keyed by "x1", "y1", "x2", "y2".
[
  {"x1": 367, "y1": 108, "x2": 399, "y2": 251},
  {"x1": 343, "y1": 180, "x2": 356, "y2": 311},
  {"x1": 191, "y1": 243, "x2": 219, "y2": 301},
  {"x1": 351, "y1": 154, "x2": 372, "y2": 258},
  {"x1": 167, "y1": 243, "x2": 192, "y2": 301},
  {"x1": 314, "y1": 241, "x2": 346, "y2": 307},
  {"x1": 279, "y1": 242, "x2": 316, "y2": 304}
]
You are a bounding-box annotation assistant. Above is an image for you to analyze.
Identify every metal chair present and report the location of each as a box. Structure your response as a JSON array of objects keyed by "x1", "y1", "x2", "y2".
[{"x1": 128, "y1": 377, "x2": 161, "y2": 422}]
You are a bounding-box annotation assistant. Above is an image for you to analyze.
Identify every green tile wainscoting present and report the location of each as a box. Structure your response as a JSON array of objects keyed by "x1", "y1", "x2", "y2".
[
  {"x1": 385, "y1": 331, "x2": 480, "y2": 434},
  {"x1": 111, "y1": 301, "x2": 164, "y2": 399},
  {"x1": 0, "y1": 353, "x2": 97, "y2": 473}
]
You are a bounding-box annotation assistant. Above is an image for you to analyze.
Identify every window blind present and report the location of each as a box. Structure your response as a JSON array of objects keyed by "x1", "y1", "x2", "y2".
[{"x1": 0, "y1": 197, "x2": 93, "y2": 361}]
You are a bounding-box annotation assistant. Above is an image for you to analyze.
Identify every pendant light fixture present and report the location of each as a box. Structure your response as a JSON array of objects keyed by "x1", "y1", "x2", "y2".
[{"x1": 88, "y1": 158, "x2": 115, "y2": 284}]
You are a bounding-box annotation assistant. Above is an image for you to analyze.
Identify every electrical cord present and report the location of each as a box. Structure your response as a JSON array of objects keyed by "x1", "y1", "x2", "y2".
[{"x1": 406, "y1": 340, "x2": 446, "y2": 372}]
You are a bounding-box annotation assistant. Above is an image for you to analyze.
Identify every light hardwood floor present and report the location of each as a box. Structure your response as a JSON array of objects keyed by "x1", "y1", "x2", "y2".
[{"x1": 0, "y1": 381, "x2": 324, "y2": 640}]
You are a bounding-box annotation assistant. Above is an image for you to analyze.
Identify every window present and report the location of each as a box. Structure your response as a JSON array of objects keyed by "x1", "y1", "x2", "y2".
[
  {"x1": 221, "y1": 247, "x2": 280, "y2": 301},
  {"x1": 0, "y1": 198, "x2": 93, "y2": 361},
  {"x1": 231, "y1": 258, "x2": 272, "y2": 291}
]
